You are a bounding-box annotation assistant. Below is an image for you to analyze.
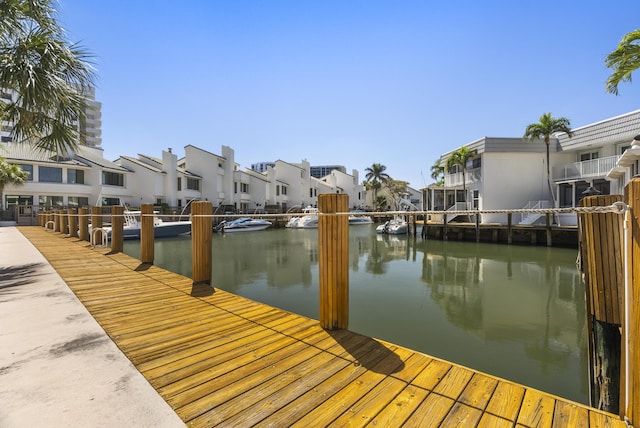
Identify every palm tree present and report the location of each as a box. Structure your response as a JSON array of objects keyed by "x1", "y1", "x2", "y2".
[
  {"x1": 0, "y1": 0, "x2": 96, "y2": 155},
  {"x1": 430, "y1": 159, "x2": 444, "y2": 186},
  {"x1": 605, "y1": 29, "x2": 640, "y2": 95},
  {"x1": 364, "y1": 163, "x2": 390, "y2": 204},
  {"x1": 523, "y1": 113, "x2": 572, "y2": 204},
  {"x1": 445, "y1": 146, "x2": 475, "y2": 210},
  {"x1": 0, "y1": 158, "x2": 29, "y2": 210}
]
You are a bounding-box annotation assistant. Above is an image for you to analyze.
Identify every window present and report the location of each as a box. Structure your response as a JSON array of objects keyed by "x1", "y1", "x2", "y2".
[
  {"x1": 310, "y1": 188, "x2": 313, "y2": 198},
  {"x1": 472, "y1": 158, "x2": 481, "y2": 169},
  {"x1": 620, "y1": 145, "x2": 631, "y2": 155},
  {"x1": 156, "y1": 198, "x2": 163, "y2": 205},
  {"x1": 241, "y1": 183, "x2": 249, "y2": 193},
  {"x1": 177, "y1": 177, "x2": 182, "y2": 191},
  {"x1": 234, "y1": 182, "x2": 238, "y2": 194},
  {"x1": 276, "y1": 185, "x2": 280, "y2": 196},
  {"x1": 39, "y1": 166, "x2": 62, "y2": 183},
  {"x1": 18, "y1": 164, "x2": 33, "y2": 181},
  {"x1": 472, "y1": 190, "x2": 479, "y2": 209},
  {"x1": 39, "y1": 195, "x2": 63, "y2": 207},
  {"x1": 1, "y1": 136, "x2": 12, "y2": 142},
  {"x1": 67, "y1": 169, "x2": 85, "y2": 184},
  {"x1": 102, "y1": 171, "x2": 124, "y2": 186},
  {"x1": 102, "y1": 197, "x2": 120, "y2": 206},
  {"x1": 68, "y1": 197, "x2": 89, "y2": 207},
  {"x1": 5, "y1": 195, "x2": 33, "y2": 207},
  {"x1": 186, "y1": 178, "x2": 199, "y2": 190},
  {"x1": 281, "y1": 186, "x2": 287, "y2": 195},
  {"x1": 580, "y1": 152, "x2": 599, "y2": 162}
]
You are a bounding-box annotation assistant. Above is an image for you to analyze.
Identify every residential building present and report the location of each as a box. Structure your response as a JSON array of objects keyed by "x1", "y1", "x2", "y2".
[
  {"x1": 426, "y1": 110, "x2": 640, "y2": 225},
  {"x1": 2, "y1": 143, "x2": 130, "y2": 210}
]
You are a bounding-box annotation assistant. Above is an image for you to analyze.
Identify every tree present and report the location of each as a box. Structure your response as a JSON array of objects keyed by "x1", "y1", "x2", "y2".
[
  {"x1": 445, "y1": 146, "x2": 476, "y2": 210},
  {"x1": 0, "y1": 158, "x2": 29, "y2": 210},
  {"x1": 364, "y1": 163, "x2": 390, "y2": 204},
  {"x1": 605, "y1": 29, "x2": 640, "y2": 95},
  {"x1": 523, "y1": 113, "x2": 572, "y2": 205},
  {"x1": 0, "y1": 0, "x2": 96, "y2": 154},
  {"x1": 384, "y1": 178, "x2": 409, "y2": 210},
  {"x1": 430, "y1": 159, "x2": 444, "y2": 186}
]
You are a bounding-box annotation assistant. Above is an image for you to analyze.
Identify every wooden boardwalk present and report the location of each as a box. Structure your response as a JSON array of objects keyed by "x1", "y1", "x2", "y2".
[{"x1": 19, "y1": 227, "x2": 625, "y2": 427}]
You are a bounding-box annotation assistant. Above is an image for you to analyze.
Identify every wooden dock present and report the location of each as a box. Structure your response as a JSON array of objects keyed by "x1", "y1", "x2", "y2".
[{"x1": 19, "y1": 226, "x2": 625, "y2": 427}]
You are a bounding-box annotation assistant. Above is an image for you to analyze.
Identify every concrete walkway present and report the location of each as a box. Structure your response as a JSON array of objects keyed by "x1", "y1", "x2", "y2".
[{"x1": 0, "y1": 227, "x2": 185, "y2": 428}]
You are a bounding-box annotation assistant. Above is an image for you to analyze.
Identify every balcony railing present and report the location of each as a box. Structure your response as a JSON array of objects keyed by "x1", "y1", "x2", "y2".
[
  {"x1": 444, "y1": 167, "x2": 482, "y2": 187},
  {"x1": 552, "y1": 155, "x2": 621, "y2": 181}
]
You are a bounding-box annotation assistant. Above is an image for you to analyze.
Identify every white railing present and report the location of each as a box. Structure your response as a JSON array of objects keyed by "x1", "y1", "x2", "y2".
[
  {"x1": 552, "y1": 155, "x2": 621, "y2": 181},
  {"x1": 444, "y1": 167, "x2": 482, "y2": 187},
  {"x1": 520, "y1": 200, "x2": 552, "y2": 224}
]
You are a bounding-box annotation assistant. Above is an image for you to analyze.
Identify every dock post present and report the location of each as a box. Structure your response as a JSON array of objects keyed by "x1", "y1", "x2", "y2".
[
  {"x1": 140, "y1": 204, "x2": 154, "y2": 264},
  {"x1": 545, "y1": 213, "x2": 552, "y2": 247},
  {"x1": 578, "y1": 194, "x2": 624, "y2": 414},
  {"x1": 61, "y1": 210, "x2": 69, "y2": 235},
  {"x1": 443, "y1": 214, "x2": 448, "y2": 241},
  {"x1": 53, "y1": 210, "x2": 61, "y2": 232},
  {"x1": 507, "y1": 213, "x2": 513, "y2": 245},
  {"x1": 78, "y1": 208, "x2": 89, "y2": 241},
  {"x1": 91, "y1": 206, "x2": 103, "y2": 230},
  {"x1": 191, "y1": 201, "x2": 213, "y2": 285},
  {"x1": 623, "y1": 178, "x2": 640, "y2": 423},
  {"x1": 111, "y1": 206, "x2": 124, "y2": 253},
  {"x1": 318, "y1": 193, "x2": 349, "y2": 330},
  {"x1": 68, "y1": 209, "x2": 78, "y2": 238},
  {"x1": 475, "y1": 213, "x2": 480, "y2": 243}
]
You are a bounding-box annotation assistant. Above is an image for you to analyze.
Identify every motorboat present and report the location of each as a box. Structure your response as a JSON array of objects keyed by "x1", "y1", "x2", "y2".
[
  {"x1": 376, "y1": 217, "x2": 408, "y2": 235},
  {"x1": 348, "y1": 210, "x2": 373, "y2": 225},
  {"x1": 215, "y1": 217, "x2": 272, "y2": 233},
  {"x1": 91, "y1": 210, "x2": 192, "y2": 240},
  {"x1": 286, "y1": 206, "x2": 319, "y2": 229}
]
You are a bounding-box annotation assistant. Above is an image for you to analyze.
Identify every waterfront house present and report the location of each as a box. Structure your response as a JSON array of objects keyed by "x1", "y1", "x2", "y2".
[{"x1": 426, "y1": 110, "x2": 640, "y2": 226}]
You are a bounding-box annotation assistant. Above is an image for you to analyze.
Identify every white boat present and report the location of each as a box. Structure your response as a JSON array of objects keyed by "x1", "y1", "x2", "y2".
[
  {"x1": 215, "y1": 217, "x2": 272, "y2": 233},
  {"x1": 376, "y1": 218, "x2": 408, "y2": 235},
  {"x1": 286, "y1": 206, "x2": 319, "y2": 229},
  {"x1": 348, "y1": 211, "x2": 373, "y2": 225},
  {"x1": 92, "y1": 210, "x2": 192, "y2": 240}
]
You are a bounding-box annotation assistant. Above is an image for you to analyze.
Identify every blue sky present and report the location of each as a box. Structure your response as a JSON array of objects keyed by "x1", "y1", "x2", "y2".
[{"x1": 60, "y1": 0, "x2": 640, "y2": 189}]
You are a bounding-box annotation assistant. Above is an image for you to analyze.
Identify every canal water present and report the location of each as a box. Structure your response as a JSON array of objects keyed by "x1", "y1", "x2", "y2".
[{"x1": 123, "y1": 224, "x2": 588, "y2": 404}]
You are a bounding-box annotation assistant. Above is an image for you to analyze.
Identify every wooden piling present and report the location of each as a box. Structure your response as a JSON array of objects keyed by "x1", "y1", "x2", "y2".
[
  {"x1": 475, "y1": 213, "x2": 480, "y2": 242},
  {"x1": 318, "y1": 193, "x2": 349, "y2": 330},
  {"x1": 191, "y1": 201, "x2": 213, "y2": 285},
  {"x1": 78, "y1": 208, "x2": 89, "y2": 241},
  {"x1": 578, "y1": 194, "x2": 624, "y2": 414},
  {"x1": 111, "y1": 205, "x2": 124, "y2": 253},
  {"x1": 61, "y1": 210, "x2": 69, "y2": 235},
  {"x1": 443, "y1": 214, "x2": 448, "y2": 241},
  {"x1": 140, "y1": 204, "x2": 154, "y2": 264},
  {"x1": 68, "y1": 209, "x2": 78, "y2": 238},
  {"x1": 623, "y1": 178, "x2": 640, "y2": 423},
  {"x1": 53, "y1": 210, "x2": 61, "y2": 232},
  {"x1": 91, "y1": 206, "x2": 102, "y2": 229},
  {"x1": 507, "y1": 213, "x2": 513, "y2": 244},
  {"x1": 545, "y1": 213, "x2": 552, "y2": 247}
]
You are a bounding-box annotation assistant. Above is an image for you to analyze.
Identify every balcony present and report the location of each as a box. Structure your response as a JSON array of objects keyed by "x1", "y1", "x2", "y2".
[
  {"x1": 444, "y1": 167, "x2": 481, "y2": 187},
  {"x1": 552, "y1": 155, "x2": 621, "y2": 181}
]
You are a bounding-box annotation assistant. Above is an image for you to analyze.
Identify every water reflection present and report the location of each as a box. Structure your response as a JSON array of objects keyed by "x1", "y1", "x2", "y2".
[{"x1": 123, "y1": 224, "x2": 587, "y2": 403}]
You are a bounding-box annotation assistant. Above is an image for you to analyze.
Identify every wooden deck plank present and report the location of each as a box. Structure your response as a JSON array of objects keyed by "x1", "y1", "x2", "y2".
[
  {"x1": 516, "y1": 388, "x2": 556, "y2": 427},
  {"x1": 18, "y1": 227, "x2": 627, "y2": 428},
  {"x1": 368, "y1": 384, "x2": 430, "y2": 427}
]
